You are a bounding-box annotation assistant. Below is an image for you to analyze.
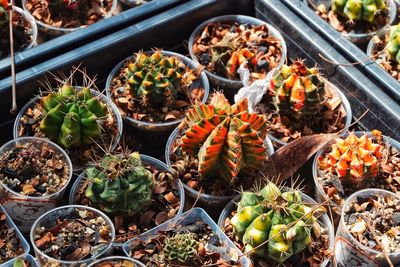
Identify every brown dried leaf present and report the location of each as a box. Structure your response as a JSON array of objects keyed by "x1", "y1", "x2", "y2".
[
  {"x1": 154, "y1": 181, "x2": 167, "y2": 194},
  {"x1": 155, "y1": 212, "x2": 168, "y2": 225},
  {"x1": 140, "y1": 211, "x2": 156, "y2": 228},
  {"x1": 328, "y1": 10, "x2": 344, "y2": 31},
  {"x1": 164, "y1": 192, "x2": 179, "y2": 204}
]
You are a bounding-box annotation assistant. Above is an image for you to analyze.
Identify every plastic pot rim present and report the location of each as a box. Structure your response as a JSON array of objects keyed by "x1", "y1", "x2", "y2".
[{"x1": 87, "y1": 256, "x2": 145, "y2": 267}]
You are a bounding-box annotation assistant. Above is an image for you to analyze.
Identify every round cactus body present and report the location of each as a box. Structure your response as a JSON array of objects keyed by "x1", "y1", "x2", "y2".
[
  {"x1": 332, "y1": 0, "x2": 387, "y2": 23},
  {"x1": 385, "y1": 23, "x2": 400, "y2": 64},
  {"x1": 84, "y1": 152, "x2": 154, "y2": 216},
  {"x1": 163, "y1": 233, "x2": 199, "y2": 264}
]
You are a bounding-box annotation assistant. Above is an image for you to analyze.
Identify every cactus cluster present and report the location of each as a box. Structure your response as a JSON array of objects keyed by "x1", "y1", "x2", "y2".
[
  {"x1": 332, "y1": 0, "x2": 387, "y2": 22},
  {"x1": 84, "y1": 152, "x2": 154, "y2": 216},
  {"x1": 230, "y1": 182, "x2": 324, "y2": 263},
  {"x1": 318, "y1": 131, "x2": 384, "y2": 189},
  {"x1": 269, "y1": 60, "x2": 325, "y2": 121},
  {"x1": 181, "y1": 92, "x2": 268, "y2": 185},
  {"x1": 385, "y1": 23, "x2": 400, "y2": 64},
  {"x1": 123, "y1": 50, "x2": 196, "y2": 107},
  {"x1": 163, "y1": 233, "x2": 199, "y2": 264},
  {"x1": 39, "y1": 85, "x2": 107, "y2": 149}
]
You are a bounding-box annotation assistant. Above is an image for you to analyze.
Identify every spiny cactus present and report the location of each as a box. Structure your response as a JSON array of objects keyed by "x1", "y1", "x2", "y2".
[
  {"x1": 269, "y1": 60, "x2": 325, "y2": 121},
  {"x1": 39, "y1": 85, "x2": 107, "y2": 149},
  {"x1": 385, "y1": 23, "x2": 400, "y2": 63},
  {"x1": 230, "y1": 182, "x2": 324, "y2": 263},
  {"x1": 181, "y1": 92, "x2": 268, "y2": 184},
  {"x1": 318, "y1": 131, "x2": 384, "y2": 189},
  {"x1": 163, "y1": 233, "x2": 199, "y2": 264},
  {"x1": 332, "y1": 0, "x2": 387, "y2": 22},
  {"x1": 84, "y1": 152, "x2": 154, "y2": 216},
  {"x1": 123, "y1": 50, "x2": 196, "y2": 107}
]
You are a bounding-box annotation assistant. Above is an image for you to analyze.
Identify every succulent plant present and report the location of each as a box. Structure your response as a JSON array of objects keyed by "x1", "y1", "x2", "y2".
[
  {"x1": 385, "y1": 23, "x2": 400, "y2": 63},
  {"x1": 163, "y1": 233, "x2": 199, "y2": 264},
  {"x1": 318, "y1": 131, "x2": 384, "y2": 189},
  {"x1": 123, "y1": 50, "x2": 196, "y2": 107},
  {"x1": 181, "y1": 92, "x2": 268, "y2": 184},
  {"x1": 332, "y1": 0, "x2": 387, "y2": 22},
  {"x1": 0, "y1": 0, "x2": 9, "y2": 27},
  {"x1": 269, "y1": 60, "x2": 325, "y2": 121},
  {"x1": 230, "y1": 182, "x2": 324, "y2": 263},
  {"x1": 39, "y1": 85, "x2": 107, "y2": 149},
  {"x1": 84, "y1": 152, "x2": 154, "y2": 216}
]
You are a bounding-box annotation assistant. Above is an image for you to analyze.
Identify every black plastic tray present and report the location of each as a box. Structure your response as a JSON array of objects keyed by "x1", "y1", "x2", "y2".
[
  {"x1": 0, "y1": 0, "x2": 184, "y2": 79},
  {"x1": 282, "y1": 0, "x2": 400, "y2": 102}
]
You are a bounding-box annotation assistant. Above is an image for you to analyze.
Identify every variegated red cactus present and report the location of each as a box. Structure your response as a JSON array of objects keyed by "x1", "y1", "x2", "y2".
[
  {"x1": 318, "y1": 131, "x2": 384, "y2": 187},
  {"x1": 181, "y1": 92, "x2": 268, "y2": 184}
]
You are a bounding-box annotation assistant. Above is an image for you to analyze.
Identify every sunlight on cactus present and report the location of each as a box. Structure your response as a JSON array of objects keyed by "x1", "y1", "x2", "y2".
[
  {"x1": 332, "y1": 0, "x2": 386, "y2": 22},
  {"x1": 385, "y1": 23, "x2": 400, "y2": 63},
  {"x1": 163, "y1": 233, "x2": 199, "y2": 264}
]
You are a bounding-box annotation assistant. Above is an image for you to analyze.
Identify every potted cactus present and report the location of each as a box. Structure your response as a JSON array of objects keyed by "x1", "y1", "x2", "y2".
[
  {"x1": 22, "y1": 0, "x2": 117, "y2": 35},
  {"x1": 165, "y1": 92, "x2": 274, "y2": 213},
  {"x1": 257, "y1": 60, "x2": 351, "y2": 146},
  {"x1": 313, "y1": 130, "x2": 400, "y2": 219},
  {"x1": 219, "y1": 182, "x2": 334, "y2": 266},
  {"x1": 0, "y1": 1, "x2": 37, "y2": 59},
  {"x1": 70, "y1": 150, "x2": 184, "y2": 246},
  {"x1": 87, "y1": 256, "x2": 145, "y2": 267},
  {"x1": 306, "y1": 0, "x2": 396, "y2": 43},
  {"x1": 14, "y1": 74, "x2": 123, "y2": 170},
  {"x1": 123, "y1": 208, "x2": 249, "y2": 266},
  {"x1": 9, "y1": 255, "x2": 39, "y2": 267}
]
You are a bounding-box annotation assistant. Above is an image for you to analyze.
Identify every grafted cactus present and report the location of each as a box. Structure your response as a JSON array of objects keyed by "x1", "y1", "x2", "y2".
[
  {"x1": 39, "y1": 85, "x2": 107, "y2": 149},
  {"x1": 181, "y1": 92, "x2": 268, "y2": 184},
  {"x1": 332, "y1": 0, "x2": 387, "y2": 22},
  {"x1": 385, "y1": 23, "x2": 400, "y2": 63},
  {"x1": 84, "y1": 152, "x2": 154, "y2": 216},
  {"x1": 163, "y1": 233, "x2": 199, "y2": 264},
  {"x1": 230, "y1": 182, "x2": 323, "y2": 263},
  {"x1": 269, "y1": 60, "x2": 325, "y2": 121}
]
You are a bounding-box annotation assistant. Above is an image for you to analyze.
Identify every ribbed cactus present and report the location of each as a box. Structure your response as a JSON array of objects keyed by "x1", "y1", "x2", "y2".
[
  {"x1": 123, "y1": 50, "x2": 195, "y2": 107},
  {"x1": 269, "y1": 60, "x2": 325, "y2": 121},
  {"x1": 385, "y1": 23, "x2": 400, "y2": 64},
  {"x1": 181, "y1": 92, "x2": 268, "y2": 184},
  {"x1": 230, "y1": 182, "x2": 323, "y2": 263},
  {"x1": 39, "y1": 85, "x2": 107, "y2": 149},
  {"x1": 318, "y1": 131, "x2": 383, "y2": 189},
  {"x1": 84, "y1": 152, "x2": 154, "y2": 216},
  {"x1": 163, "y1": 233, "x2": 199, "y2": 264},
  {"x1": 332, "y1": 0, "x2": 387, "y2": 22}
]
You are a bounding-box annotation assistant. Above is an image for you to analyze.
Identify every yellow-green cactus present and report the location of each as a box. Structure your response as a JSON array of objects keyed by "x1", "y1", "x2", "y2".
[
  {"x1": 385, "y1": 23, "x2": 400, "y2": 63},
  {"x1": 163, "y1": 233, "x2": 199, "y2": 264},
  {"x1": 332, "y1": 0, "x2": 387, "y2": 22}
]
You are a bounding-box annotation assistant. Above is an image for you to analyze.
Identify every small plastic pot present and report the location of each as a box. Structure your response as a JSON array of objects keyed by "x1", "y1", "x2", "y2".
[
  {"x1": 123, "y1": 207, "x2": 250, "y2": 267},
  {"x1": 366, "y1": 26, "x2": 392, "y2": 65},
  {"x1": 335, "y1": 189, "x2": 400, "y2": 266},
  {"x1": 0, "y1": 137, "x2": 73, "y2": 234},
  {"x1": 22, "y1": 0, "x2": 118, "y2": 36},
  {"x1": 13, "y1": 87, "x2": 123, "y2": 172},
  {"x1": 218, "y1": 190, "x2": 335, "y2": 267},
  {"x1": 4, "y1": 254, "x2": 40, "y2": 267},
  {"x1": 268, "y1": 79, "x2": 353, "y2": 147},
  {"x1": 120, "y1": 0, "x2": 150, "y2": 8},
  {"x1": 105, "y1": 50, "x2": 210, "y2": 132},
  {"x1": 0, "y1": 205, "x2": 30, "y2": 266},
  {"x1": 69, "y1": 154, "x2": 185, "y2": 248},
  {"x1": 87, "y1": 256, "x2": 145, "y2": 267},
  {"x1": 164, "y1": 127, "x2": 275, "y2": 216},
  {"x1": 304, "y1": 0, "x2": 396, "y2": 44},
  {"x1": 188, "y1": 14, "x2": 287, "y2": 99},
  {"x1": 30, "y1": 205, "x2": 115, "y2": 267}
]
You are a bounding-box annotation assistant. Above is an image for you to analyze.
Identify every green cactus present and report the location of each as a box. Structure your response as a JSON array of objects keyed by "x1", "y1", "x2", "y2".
[
  {"x1": 230, "y1": 182, "x2": 324, "y2": 263},
  {"x1": 163, "y1": 233, "x2": 199, "y2": 264},
  {"x1": 385, "y1": 23, "x2": 400, "y2": 63},
  {"x1": 123, "y1": 50, "x2": 195, "y2": 107},
  {"x1": 84, "y1": 152, "x2": 154, "y2": 216},
  {"x1": 332, "y1": 0, "x2": 387, "y2": 22},
  {"x1": 39, "y1": 85, "x2": 107, "y2": 149}
]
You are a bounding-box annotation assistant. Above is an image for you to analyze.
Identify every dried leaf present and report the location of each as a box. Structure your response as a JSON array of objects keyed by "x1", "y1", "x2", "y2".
[{"x1": 155, "y1": 212, "x2": 168, "y2": 225}]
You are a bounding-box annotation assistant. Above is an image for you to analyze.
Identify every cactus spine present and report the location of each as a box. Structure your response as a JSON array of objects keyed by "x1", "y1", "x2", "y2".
[
  {"x1": 163, "y1": 233, "x2": 199, "y2": 264},
  {"x1": 385, "y1": 23, "x2": 400, "y2": 63},
  {"x1": 181, "y1": 92, "x2": 268, "y2": 185},
  {"x1": 332, "y1": 0, "x2": 387, "y2": 22}
]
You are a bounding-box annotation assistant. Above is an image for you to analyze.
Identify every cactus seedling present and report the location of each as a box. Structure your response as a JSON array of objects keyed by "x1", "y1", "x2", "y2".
[
  {"x1": 332, "y1": 0, "x2": 387, "y2": 23},
  {"x1": 384, "y1": 23, "x2": 400, "y2": 64},
  {"x1": 163, "y1": 233, "x2": 199, "y2": 264}
]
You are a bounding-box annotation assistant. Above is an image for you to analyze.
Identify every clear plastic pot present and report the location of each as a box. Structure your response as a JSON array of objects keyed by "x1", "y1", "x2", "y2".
[
  {"x1": 87, "y1": 256, "x2": 145, "y2": 267},
  {"x1": 13, "y1": 87, "x2": 123, "y2": 172},
  {"x1": 123, "y1": 207, "x2": 250, "y2": 267},
  {"x1": 335, "y1": 189, "x2": 400, "y2": 266},
  {"x1": 4, "y1": 254, "x2": 40, "y2": 267},
  {"x1": 0, "y1": 205, "x2": 30, "y2": 266},
  {"x1": 268, "y1": 78, "x2": 353, "y2": 148},
  {"x1": 304, "y1": 0, "x2": 396, "y2": 44},
  {"x1": 120, "y1": 0, "x2": 150, "y2": 8},
  {"x1": 21, "y1": 0, "x2": 118, "y2": 36},
  {"x1": 68, "y1": 154, "x2": 185, "y2": 248},
  {"x1": 0, "y1": 137, "x2": 73, "y2": 234},
  {"x1": 366, "y1": 26, "x2": 391, "y2": 62},
  {"x1": 188, "y1": 15, "x2": 287, "y2": 98},
  {"x1": 105, "y1": 50, "x2": 210, "y2": 132},
  {"x1": 9, "y1": 6, "x2": 38, "y2": 54},
  {"x1": 164, "y1": 127, "x2": 275, "y2": 216},
  {"x1": 218, "y1": 190, "x2": 335, "y2": 267},
  {"x1": 30, "y1": 205, "x2": 115, "y2": 267}
]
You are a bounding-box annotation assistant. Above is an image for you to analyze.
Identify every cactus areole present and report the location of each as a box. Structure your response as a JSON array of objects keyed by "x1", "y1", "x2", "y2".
[
  {"x1": 39, "y1": 85, "x2": 107, "y2": 149},
  {"x1": 181, "y1": 92, "x2": 268, "y2": 185},
  {"x1": 84, "y1": 152, "x2": 154, "y2": 217},
  {"x1": 332, "y1": 0, "x2": 387, "y2": 22},
  {"x1": 230, "y1": 182, "x2": 325, "y2": 263}
]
